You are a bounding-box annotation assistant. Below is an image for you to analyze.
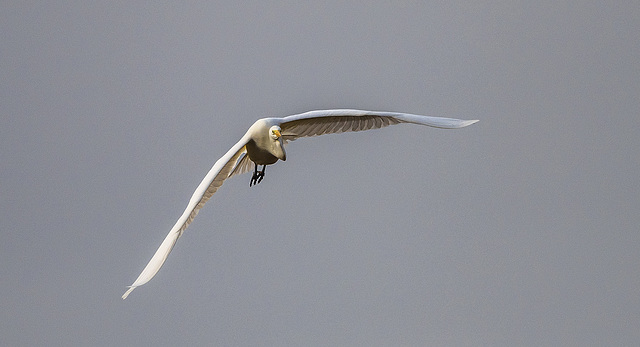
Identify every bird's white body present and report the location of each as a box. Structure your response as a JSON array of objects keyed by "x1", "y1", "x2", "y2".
[{"x1": 122, "y1": 109, "x2": 478, "y2": 299}]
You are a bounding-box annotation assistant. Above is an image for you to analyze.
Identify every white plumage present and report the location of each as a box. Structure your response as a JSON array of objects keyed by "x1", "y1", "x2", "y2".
[{"x1": 122, "y1": 109, "x2": 478, "y2": 299}]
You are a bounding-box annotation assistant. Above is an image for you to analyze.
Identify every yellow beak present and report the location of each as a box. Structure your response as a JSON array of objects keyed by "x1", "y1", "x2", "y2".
[{"x1": 273, "y1": 129, "x2": 281, "y2": 138}]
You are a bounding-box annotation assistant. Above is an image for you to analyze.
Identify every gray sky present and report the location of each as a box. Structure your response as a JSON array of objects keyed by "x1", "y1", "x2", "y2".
[{"x1": 2, "y1": 1, "x2": 639, "y2": 346}]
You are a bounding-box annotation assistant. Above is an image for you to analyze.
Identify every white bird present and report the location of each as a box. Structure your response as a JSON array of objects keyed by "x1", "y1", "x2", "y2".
[{"x1": 122, "y1": 109, "x2": 478, "y2": 299}]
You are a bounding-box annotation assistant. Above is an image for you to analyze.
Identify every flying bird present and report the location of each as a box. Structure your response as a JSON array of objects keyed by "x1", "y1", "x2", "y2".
[{"x1": 122, "y1": 109, "x2": 478, "y2": 299}]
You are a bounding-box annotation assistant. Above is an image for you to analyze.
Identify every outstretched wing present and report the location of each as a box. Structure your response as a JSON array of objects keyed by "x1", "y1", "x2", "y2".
[
  {"x1": 122, "y1": 135, "x2": 250, "y2": 299},
  {"x1": 278, "y1": 109, "x2": 478, "y2": 142}
]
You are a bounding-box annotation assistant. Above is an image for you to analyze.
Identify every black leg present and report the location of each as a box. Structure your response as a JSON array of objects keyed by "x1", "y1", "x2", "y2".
[
  {"x1": 250, "y1": 164, "x2": 266, "y2": 187},
  {"x1": 250, "y1": 163, "x2": 258, "y2": 187},
  {"x1": 257, "y1": 165, "x2": 266, "y2": 184}
]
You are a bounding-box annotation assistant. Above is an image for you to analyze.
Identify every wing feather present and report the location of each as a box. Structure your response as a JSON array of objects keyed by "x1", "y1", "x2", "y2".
[
  {"x1": 122, "y1": 136, "x2": 250, "y2": 299},
  {"x1": 228, "y1": 152, "x2": 254, "y2": 178},
  {"x1": 278, "y1": 109, "x2": 477, "y2": 142}
]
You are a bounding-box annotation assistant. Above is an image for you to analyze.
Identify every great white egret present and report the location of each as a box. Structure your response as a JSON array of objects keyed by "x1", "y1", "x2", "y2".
[{"x1": 122, "y1": 109, "x2": 478, "y2": 299}]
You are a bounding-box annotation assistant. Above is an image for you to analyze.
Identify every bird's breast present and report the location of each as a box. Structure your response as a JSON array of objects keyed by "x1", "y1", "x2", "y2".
[{"x1": 246, "y1": 140, "x2": 279, "y2": 165}]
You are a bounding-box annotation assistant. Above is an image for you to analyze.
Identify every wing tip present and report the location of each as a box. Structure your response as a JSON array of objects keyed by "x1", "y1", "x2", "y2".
[
  {"x1": 122, "y1": 286, "x2": 136, "y2": 300},
  {"x1": 460, "y1": 119, "x2": 480, "y2": 127}
]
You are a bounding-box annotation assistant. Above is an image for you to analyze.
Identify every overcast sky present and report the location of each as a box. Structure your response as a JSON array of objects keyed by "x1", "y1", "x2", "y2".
[{"x1": 1, "y1": 1, "x2": 639, "y2": 346}]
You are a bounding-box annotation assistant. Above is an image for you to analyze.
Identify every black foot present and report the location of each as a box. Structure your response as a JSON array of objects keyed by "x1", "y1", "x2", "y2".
[{"x1": 250, "y1": 165, "x2": 266, "y2": 187}]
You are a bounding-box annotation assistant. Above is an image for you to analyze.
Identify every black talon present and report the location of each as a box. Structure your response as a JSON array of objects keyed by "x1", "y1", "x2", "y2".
[{"x1": 250, "y1": 164, "x2": 266, "y2": 187}]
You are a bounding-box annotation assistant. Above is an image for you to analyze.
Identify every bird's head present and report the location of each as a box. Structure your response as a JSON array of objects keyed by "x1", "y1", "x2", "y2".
[{"x1": 269, "y1": 125, "x2": 286, "y2": 161}]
